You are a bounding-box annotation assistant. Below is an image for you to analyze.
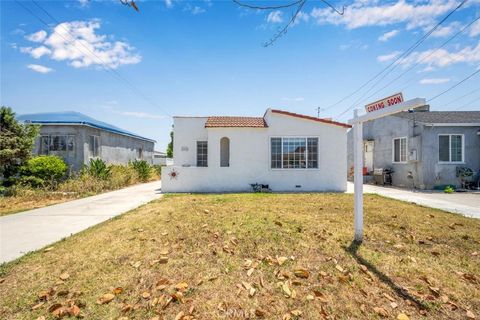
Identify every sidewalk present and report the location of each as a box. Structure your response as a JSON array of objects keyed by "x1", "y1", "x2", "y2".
[
  {"x1": 0, "y1": 181, "x2": 162, "y2": 263},
  {"x1": 346, "y1": 182, "x2": 480, "y2": 219}
]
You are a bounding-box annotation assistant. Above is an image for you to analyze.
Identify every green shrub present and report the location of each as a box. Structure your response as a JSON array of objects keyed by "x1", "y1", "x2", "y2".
[
  {"x1": 83, "y1": 158, "x2": 111, "y2": 180},
  {"x1": 20, "y1": 155, "x2": 68, "y2": 188},
  {"x1": 444, "y1": 186, "x2": 455, "y2": 194},
  {"x1": 130, "y1": 160, "x2": 152, "y2": 182},
  {"x1": 152, "y1": 165, "x2": 162, "y2": 177}
]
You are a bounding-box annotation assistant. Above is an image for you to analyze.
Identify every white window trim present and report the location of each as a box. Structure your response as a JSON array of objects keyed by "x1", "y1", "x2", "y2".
[
  {"x1": 392, "y1": 136, "x2": 408, "y2": 164},
  {"x1": 269, "y1": 136, "x2": 320, "y2": 170},
  {"x1": 438, "y1": 134, "x2": 465, "y2": 164}
]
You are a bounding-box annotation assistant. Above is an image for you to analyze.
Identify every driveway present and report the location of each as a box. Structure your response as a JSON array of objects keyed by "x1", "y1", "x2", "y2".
[
  {"x1": 347, "y1": 182, "x2": 480, "y2": 218},
  {"x1": 0, "y1": 181, "x2": 162, "y2": 264}
]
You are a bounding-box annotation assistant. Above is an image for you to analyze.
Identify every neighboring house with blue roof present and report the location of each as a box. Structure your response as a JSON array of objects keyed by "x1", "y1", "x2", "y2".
[{"x1": 17, "y1": 111, "x2": 155, "y2": 171}]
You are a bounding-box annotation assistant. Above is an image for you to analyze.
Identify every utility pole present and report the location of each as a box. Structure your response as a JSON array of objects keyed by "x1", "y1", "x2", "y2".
[{"x1": 315, "y1": 107, "x2": 324, "y2": 118}]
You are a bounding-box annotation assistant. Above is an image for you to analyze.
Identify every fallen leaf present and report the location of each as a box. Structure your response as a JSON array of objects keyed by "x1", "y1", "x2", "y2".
[
  {"x1": 247, "y1": 268, "x2": 254, "y2": 277},
  {"x1": 467, "y1": 310, "x2": 476, "y2": 319},
  {"x1": 142, "y1": 291, "x2": 151, "y2": 299},
  {"x1": 31, "y1": 302, "x2": 45, "y2": 310},
  {"x1": 373, "y1": 307, "x2": 389, "y2": 317},
  {"x1": 335, "y1": 265, "x2": 345, "y2": 273},
  {"x1": 294, "y1": 268, "x2": 310, "y2": 279},
  {"x1": 44, "y1": 247, "x2": 54, "y2": 252},
  {"x1": 249, "y1": 287, "x2": 256, "y2": 297},
  {"x1": 277, "y1": 256, "x2": 288, "y2": 266},
  {"x1": 282, "y1": 282, "x2": 292, "y2": 297},
  {"x1": 158, "y1": 256, "x2": 169, "y2": 264},
  {"x1": 59, "y1": 273, "x2": 69, "y2": 281},
  {"x1": 291, "y1": 309, "x2": 302, "y2": 316},
  {"x1": 390, "y1": 302, "x2": 398, "y2": 309},
  {"x1": 175, "y1": 282, "x2": 189, "y2": 291},
  {"x1": 255, "y1": 309, "x2": 266, "y2": 317},
  {"x1": 113, "y1": 287, "x2": 123, "y2": 295},
  {"x1": 306, "y1": 294, "x2": 314, "y2": 301},
  {"x1": 97, "y1": 293, "x2": 115, "y2": 304},
  {"x1": 175, "y1": 311, "x2": 185, "y2": 320},
  {"x1": 48, "y1": 303, "x2": 63, "y2": 313},
  {"x1": 397, "y1": 314, "x2": 410, "y2": 320}
]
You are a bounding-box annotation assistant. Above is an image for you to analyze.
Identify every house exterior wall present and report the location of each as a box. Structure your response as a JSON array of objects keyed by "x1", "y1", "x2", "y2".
[
  {"x1": 346, "y1": 116, "x2": 480, "y2": 189},
  {"x1": 421, "y1": 125, "x2": 480, "y2": 188},
  {"x1": 33, "y1": 125, "x2": 154, "y2": 171},
  {"x1": 162, "y1": 110, "x2": 348, "y2": 192}
]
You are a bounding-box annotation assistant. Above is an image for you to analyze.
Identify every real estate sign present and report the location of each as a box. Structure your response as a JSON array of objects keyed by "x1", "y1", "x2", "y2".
[{"x1": 365, "y1": 92, "x2": 404, "y2": 113}]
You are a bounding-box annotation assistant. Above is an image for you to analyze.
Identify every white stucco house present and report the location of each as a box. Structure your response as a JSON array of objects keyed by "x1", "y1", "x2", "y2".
[{"x1": 161, "y1": 108, "x2": 351, "y2": 192}]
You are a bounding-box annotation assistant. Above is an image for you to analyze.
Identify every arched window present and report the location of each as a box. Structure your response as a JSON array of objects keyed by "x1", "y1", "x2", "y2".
[{"x1": 220, "y1": 137, "x2": 230, "y2": 167}]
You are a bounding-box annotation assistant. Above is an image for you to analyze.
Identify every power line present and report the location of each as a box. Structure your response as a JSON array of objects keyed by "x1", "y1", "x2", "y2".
[
  {"x1": 438, "y1": 87, "x2": 480, "y2": 109},
  {"x1": 454, "y1": 93, "x2": 480, "y2": 110},
  {"x1": 329, "y1": 0, "x2": 468, "y2": 116},
  {"x1": 17, "y1": 0, "x2": 171, "y2": 118},
  {"x1": 351, "y1": 15, "x2": 480, "y2": 111},
  {"x1": 428, "y1": 68, "x2": 480, "y2": 103}
]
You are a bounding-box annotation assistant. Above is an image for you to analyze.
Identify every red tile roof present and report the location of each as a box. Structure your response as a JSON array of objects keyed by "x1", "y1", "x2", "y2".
[
  {"x1": 271, "y1": 109, "x2": 352, "y2": 128},
  {"x1": 205, "y1": 116, "x2": 268, "y2": 128}
]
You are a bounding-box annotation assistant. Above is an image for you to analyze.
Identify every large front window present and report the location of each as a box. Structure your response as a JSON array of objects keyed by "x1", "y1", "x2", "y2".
[
  {"x1": 196, "y1": 141, "x2": 208, "y2": 167},
  {"x1": 439, "y1": 134, "x2": 463, "y2": 163},
  {"x1": 270, "y1": 137, "x2": 318, "y2": 169}
]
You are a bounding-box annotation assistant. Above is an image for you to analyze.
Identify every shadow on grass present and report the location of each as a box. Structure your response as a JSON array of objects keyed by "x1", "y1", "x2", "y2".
[{"x1": 345, "y1": 241, "x2": 428, "y2": 310}]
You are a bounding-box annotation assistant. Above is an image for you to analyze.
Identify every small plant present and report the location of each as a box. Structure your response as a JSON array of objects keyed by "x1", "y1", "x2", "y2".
[
  {"x1": 444, "y1": 185, "x2": 455, "y2": 194},
  {"x1": 152, "y1": 165, "x2": 162, "y2": 177},
  {"x1": 20, "y1": 155, "x2": 68, "y2": 188},
  {"x1": 130, "y1": 160, "x2": 152, "y2": 182},
  {"x1": 83, "y1": 158, "x2": 111, "y2": 180}
]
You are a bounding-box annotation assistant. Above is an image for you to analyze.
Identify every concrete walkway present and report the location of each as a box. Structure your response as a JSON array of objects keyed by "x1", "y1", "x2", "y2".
[
  {"x1": 0, "y1": 181, "x2": 162, "y2": 264},
  {"x1": 347, "y1": 182, "x2": 480, "y2": 219}
]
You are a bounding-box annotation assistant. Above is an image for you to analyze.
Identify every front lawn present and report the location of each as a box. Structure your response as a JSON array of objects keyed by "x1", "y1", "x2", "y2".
[{"x1": 0, "y1": 194, "x2": 479, "y2": 319}]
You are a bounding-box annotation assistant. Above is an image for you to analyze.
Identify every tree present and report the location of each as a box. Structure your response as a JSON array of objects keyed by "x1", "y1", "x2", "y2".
[
  {"x1": 0, "y1": 106, "x2": 39, "y2": 185},
  {"x1": 166, "y1": 130, "x2": 173, "y2": 158}
]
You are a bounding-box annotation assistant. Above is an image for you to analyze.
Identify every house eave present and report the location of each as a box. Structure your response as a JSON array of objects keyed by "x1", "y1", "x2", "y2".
[{"x1": 25, "y1": 122, "x2": 156, "y2": 143}]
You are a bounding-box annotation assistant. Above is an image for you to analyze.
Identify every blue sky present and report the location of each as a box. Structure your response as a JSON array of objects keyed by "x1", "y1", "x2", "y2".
[{"x1": 1, "y1": 0, "x2": 479, "y2": 150}]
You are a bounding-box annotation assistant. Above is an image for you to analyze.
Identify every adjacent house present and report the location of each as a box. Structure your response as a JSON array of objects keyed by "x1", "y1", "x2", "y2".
[
  {"x1": 161, "y1": 108, "x2": 351, "y2": 192},
  {"x1": 153, "y1": 151, "x2": 168, "y2": 166},
  {"x1": 347, "y1": 107, "x2": 480, "y2": 189},
  {"x1": 18, "y1": 111, "x2": 155, "y2": 171}
]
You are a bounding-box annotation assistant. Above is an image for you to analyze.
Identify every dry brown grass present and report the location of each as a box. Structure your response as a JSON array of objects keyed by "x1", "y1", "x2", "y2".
[
  {"x1": 0, "y1": 167, "x2": 160, "y2": 216},
  {"x1": 0, "y1": 189, "x2": 80, "y2": 216},
  {"x1": 0, "y1": 193, "x2": 479, "y2": 320}
]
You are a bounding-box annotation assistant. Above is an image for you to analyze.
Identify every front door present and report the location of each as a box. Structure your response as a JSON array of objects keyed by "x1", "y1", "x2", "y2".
[{"x1": 364, "y1": 140, "x2": 374, "y2": 172}]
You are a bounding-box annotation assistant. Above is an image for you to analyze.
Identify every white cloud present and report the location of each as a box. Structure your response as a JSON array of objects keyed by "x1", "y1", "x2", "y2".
[
  {"x1": 78, "y1": 0, "x2": 89, "y2": 7},
  {"x1": 267, "y1": 10, "x2": 284, "y2": 24},
  {"x1": 27, "y1": 64, "x2": 54, "y2": 74},
  {"x1": 378, "y1": 29, "x2": 399, "y2": 42},
  {"x1": 26, "y1": 30, "x2": 47, "y2": 42},
  {"x1": 30, "y1": 46, "x2": 51, "y2": 59},
  {"x1": 164, "y1": 0, "x2": 173, "y2": 8},
  {"x1": 430, "y1": 21, "x2": 462, "y2": 38},
  {"x1": 420, "y1": 78, "x2": 451, "y2": 84},
  {"x1": 22, "y1": 20, "x2": 141, "y2": 69},
  {"x1": 311, "y1": 0, "x2": 458, "y2": 30},
  {"x1": 183, "y1": 4, "x2": 206, "y2": 15},
  {"x1": 377, "y1": 51, "x2": 401, "y2": 62},
  {"x1": 470, "y1": 19, "x2": 480, "y2": 37},
  {"x1": 399, "y1": 42, "x2": 480, "y2": 69},
  {"x1": 340, "y1": 40, "x2": 368, "y2": 51}
]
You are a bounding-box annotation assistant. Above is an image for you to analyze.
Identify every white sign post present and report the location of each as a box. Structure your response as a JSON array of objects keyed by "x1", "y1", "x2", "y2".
[{"x1": 349, "y1": 97, "x2": 426, "y2": 243}]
